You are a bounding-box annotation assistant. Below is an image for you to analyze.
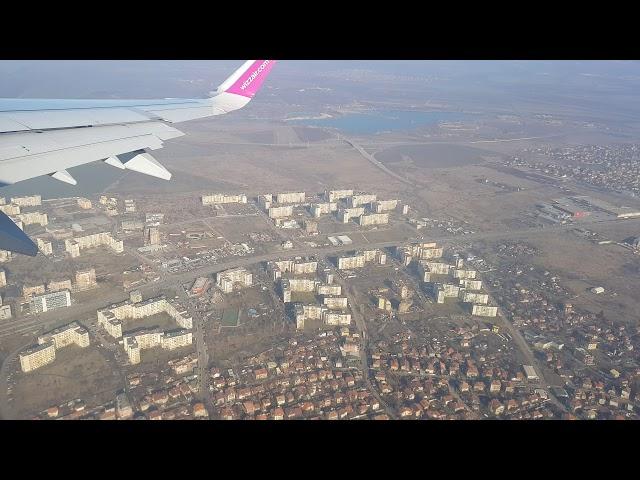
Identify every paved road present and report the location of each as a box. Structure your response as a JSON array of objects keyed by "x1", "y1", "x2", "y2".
[
  {"x1": 482, "y1": 275, "x2": 568, "y2": 414},
  {"x1": 3, "y1": 214, "x2": 637, "y2": 342},
  {"x1": 175, "y1": 285, "x2": 211, "y2": 408},
  {"x1": 342, "y1": 137, "x2": 416, "y2": 187},
  {"x1": 334, "y1": 272, "x2": 397, "y2": 419}
]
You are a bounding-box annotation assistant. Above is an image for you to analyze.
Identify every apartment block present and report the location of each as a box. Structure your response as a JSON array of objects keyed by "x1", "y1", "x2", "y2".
[
  {"x1": 268, "y1": 205, "x2": 293, "y2": 219},
  {"x1": 472, "y1": 305, "x2": 498, "y2": 317},
  {"x1": 47, "y1": 279, "x2": 72, "y2": 293},
  {"x1": 11, "y1": 195, "x2": 41, "y2": 207},
  {"x1": 316, "y1": 284, "x2": 342, "y2": 296},
  {"x1": 268, "y1": 259, "x2": 317, "y2": 280},
  {"x1": 216, "y1": 268, "x2": 253, "y2": 293},
  {"x1": 17, "y1": 212, "x2": 48, "y2": 226},
  {"x1": 323, "y1": 296, "x2": 348, "y2": 310},
  {"x1": 75, "y1": 268, "x2": 97, "y2": 290},
  {"x1": 459, "y1": 279, "x2": 482, "y2": 290},
  {"x1": 325, "y1": 189, "x2": 353, "y2": 202},
  {"x1": 310, "y1": 202, "x2": 337, "y2": 217},
  {"x1": 64, "y1": 232, "x2": 123, "y2": 258},
  {"x1": 30, "y1": 290, "x2": 71, "y2": 313},
  {"x1": 0, "y1": 204, "x2": 20, "y2": 216},
  {"x1": 77, "y1": 198, "x2": 92, "y2": 209},
  {"x1": 453, "y1": 269, "x2": 477, "y2": 280},
  {"x1": 462, "y1": 292, "x2": 489, "y2": 304},
  {"x1": 358, "y1": 213, "x2": 389, "y2": 226},
  {"x1": 201, "y1": 193, "x2": 248, "y2": 205},
  {"x1": 370, "y1": 199, "x2": 398, "y2": 213},
  {"x1": 37, "y1": 238, "x2": 53, "y2": 256},
  {"x1": 276, "y1": 192, "x2": 305, "y2": 204},
  {"x1": 19, "y1": 342, "x2": 56, "y2": 373},
  {"x1": 337, "y1": 254, "x2": 366, "y2": 270},
  {"x1": 98, "y1": 295, "x2": 193, "y2": 339},
  {"x1": 323, "y1": 312, "x2": 352, "y2": 326},
  {"x1": 348, "y1": 194, "x2": 377, "y2": 208},
  {"x1": 38, "y1": 321, "x2": 90, "y2": 350},
  {"x1": 23, "y1": 284, "x2": 46, "y2": 299}
]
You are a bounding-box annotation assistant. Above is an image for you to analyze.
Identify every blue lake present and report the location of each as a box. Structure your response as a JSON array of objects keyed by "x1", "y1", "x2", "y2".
[{"x1": 292, "y1": 110, "x2": 473, "y2": 135}]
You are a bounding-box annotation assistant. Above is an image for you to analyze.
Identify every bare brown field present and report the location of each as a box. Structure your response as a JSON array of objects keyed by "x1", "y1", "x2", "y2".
[{"x1": 11, "y1": 346, "x2": 123, "y2": 418}]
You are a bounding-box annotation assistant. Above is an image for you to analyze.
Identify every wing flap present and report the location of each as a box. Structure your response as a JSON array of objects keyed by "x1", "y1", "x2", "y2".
[{"x1": 0, "y1": 130, "x2": 172, "y2": 185}]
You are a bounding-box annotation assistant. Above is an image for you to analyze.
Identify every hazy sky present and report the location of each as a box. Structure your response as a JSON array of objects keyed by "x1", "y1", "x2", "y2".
[{"x1": 1, "y1": 60, "x2": 639, "y2": 99}]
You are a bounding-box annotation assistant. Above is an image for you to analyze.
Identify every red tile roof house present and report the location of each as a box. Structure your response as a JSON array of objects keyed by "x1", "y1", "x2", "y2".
[
  {"x1": 272, "y1": 407, "x2": 285, "y2": 420},
  {"x1": 243, "y1": 401, "x2": 256, "y2": 416}
]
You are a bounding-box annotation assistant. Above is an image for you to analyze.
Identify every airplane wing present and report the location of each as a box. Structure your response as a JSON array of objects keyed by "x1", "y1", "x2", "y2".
[{"x1": 0, "y1": 60, "x2": 276, "y2": 256}]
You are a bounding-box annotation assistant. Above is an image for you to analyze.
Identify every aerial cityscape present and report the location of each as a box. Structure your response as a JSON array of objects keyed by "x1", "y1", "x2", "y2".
[{"x1": 1, "y1": 60, "x2": 639, "y2": 420}]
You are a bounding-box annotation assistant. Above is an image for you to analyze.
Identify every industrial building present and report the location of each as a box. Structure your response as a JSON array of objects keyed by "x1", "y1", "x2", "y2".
[
  {"x1": 216, "y1": 268, "x2": 253, "y2": 293},
  {"x1": 201, "y1": 193, "x2": 247, "y2": 205},
  {"x1": 29, "y1": 290, "x2": 72, "y2": 313},
  {"x1": 573, "y1": 195, "x2": 640, "y2": 218},
  {"x1": 190, "y1": 277, "x2": 210, "y2": 296}
]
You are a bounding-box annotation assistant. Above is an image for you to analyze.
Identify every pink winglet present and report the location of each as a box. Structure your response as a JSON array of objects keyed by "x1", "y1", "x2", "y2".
[{"x1": 226, "y1": 60, "x2": 276, "y2": 98}]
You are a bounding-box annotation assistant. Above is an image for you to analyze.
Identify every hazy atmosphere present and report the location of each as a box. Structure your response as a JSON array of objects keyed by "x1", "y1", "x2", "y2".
[{"x1": 1, "y1": 60, "x2": 640, "y2": 422}]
